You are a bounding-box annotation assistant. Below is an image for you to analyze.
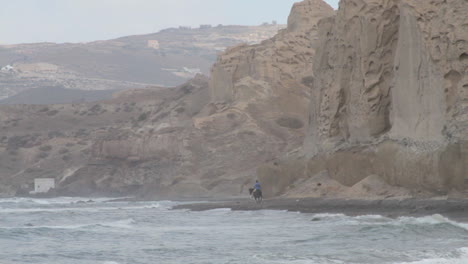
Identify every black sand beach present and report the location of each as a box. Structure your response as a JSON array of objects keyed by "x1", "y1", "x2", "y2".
[{"x1": 174, "y1": 198, "x2": 468, "y2": 222}]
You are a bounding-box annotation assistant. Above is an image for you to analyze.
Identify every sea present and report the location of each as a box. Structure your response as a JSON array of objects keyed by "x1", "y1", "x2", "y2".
[{"x1": 0, "y1": 197, "x2": 467, "y2": 264}]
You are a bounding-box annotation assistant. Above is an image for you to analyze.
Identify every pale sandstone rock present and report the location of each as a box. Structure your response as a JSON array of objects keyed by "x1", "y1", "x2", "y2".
[
  {"x1": 280, "y1": 0, "x2": 467, "y2": 196},
  {"x1": 209, "y1": 0, "x2": 334, "y2": 107}
]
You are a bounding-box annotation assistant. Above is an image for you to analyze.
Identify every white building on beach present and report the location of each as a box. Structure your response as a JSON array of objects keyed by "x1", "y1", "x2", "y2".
[
  {"x1": 1, "y1": 65, "x2": 14, "y2": 72},
  {"x1": 33, "y1": 178, "x2": 55, "y2": 193}
]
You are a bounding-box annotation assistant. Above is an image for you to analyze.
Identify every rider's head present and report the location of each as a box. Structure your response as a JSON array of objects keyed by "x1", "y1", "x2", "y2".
[{"x1": 256, "y1": 180, "x2": 258, "y2": 183}]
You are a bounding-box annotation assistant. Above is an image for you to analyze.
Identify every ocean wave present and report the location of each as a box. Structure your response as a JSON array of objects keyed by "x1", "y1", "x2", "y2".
[
  {"x1": 0, "y1": 206, "x2": 125, "y2": 214},
  {"x1": 0, "y1": 218, "x2": 136, "y2": 230},
  {"x1": 354, "y1": 214, "x2": 389, "y2": 220},
  {"x1": 395, "y1": 247, "x2": 468, "y2": 264},
  {"x1": 311, "y1": 213, "x2": 347, "y2": 219},
  {"x1": 310, "y1": 213, "x2": 468, "y2": 231},
  {"x1": 0, "y1": 202, "x2": 175, "y2": 214},
  {"x1": 0, "y1": 197, "x2": 123, "y2": 205},
  {"x1": 252, "y1": 253, "x2": 346, "y2": 263},
  {"x1": 139, "y1": 201, "x2": 176, "y2": 210},
  {"x1": 95, "y1": 218, "x2": 136, "y2": 229},
  {"x1": 205, "y1": 208, "x2": 232, "y2": 212},
  {"x1": 396, "y1": 214, "x2": 468, "y2": 231}
]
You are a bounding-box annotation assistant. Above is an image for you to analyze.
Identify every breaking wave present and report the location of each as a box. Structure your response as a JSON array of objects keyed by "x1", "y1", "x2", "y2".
[
  {"x1": 0, "y1": 218, "x2": 136, "y2": 230},
  {"x1": 396, "y1": 214, "x2": 468, "y2": 231},
  {"x1": 1, "y1": 197, "x2": 466, "y2": 264},
  {"x1": 396, "y1": 247, "x2": 468, "y2": 264}
]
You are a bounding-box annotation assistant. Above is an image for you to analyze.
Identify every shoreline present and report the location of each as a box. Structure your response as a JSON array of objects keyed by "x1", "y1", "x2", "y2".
[
  {"x1": 173, "y1": 197, "x2": 468, "y2": 222},
  {"x1": 4, "y1": 195, "x2": 467, "y2": 222}
]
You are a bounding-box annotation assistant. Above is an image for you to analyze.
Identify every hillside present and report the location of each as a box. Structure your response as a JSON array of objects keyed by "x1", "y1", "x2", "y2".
[
  {"x1": 0, "y1": 86, "x2": 117, "y2": 105},
  {"x1": 0, "y1": 2, "x2": 333, "y2": 198},
  {"x1": 0, "y1": 24, "x2": 284, "y2": 101}
]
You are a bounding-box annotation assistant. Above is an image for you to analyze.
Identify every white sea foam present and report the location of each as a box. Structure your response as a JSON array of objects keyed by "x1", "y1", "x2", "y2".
[
  {"x1": 96, "y1": 218, "x2": 136, "y2": 229},
  {"x1": 252, "y1": 253, "x2": 345, "y2": 264},
  {"x1": 396, "y1": 214, "x2": 468, "y2": 231},
  {"x1": 396, "y1": 247, "x2": 468, "y2": 264},
  {"x1": 0, "y1": 197, "x2": 122, "y2": 205},
  {"x1": 140, "y1": 201, "x2": 176, "y2": 210},
  {"x1": 0, "y1": 206, "x2": 124, "y2": 214},
  {"x1": 0, "y1": 202, "x2": 174, "y2": 214},
  {"x1": 205, "y1": 208, "x2": 232, "y2": 212},
  {"x1": 0, "y1": 218, "x2": 136, "y2": 230},
  {"x1": 311, "y1": 213, "x2": 347, "y2": 219},
  {"x1": 354, "y1": 214, "x2": 388, "y2": 220}
]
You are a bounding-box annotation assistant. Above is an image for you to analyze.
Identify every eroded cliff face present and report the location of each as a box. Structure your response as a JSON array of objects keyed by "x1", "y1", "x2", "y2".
[
  {"x1": 208, "y1": 0, "x2": 335, "y2": 158},
  {"x1": 210, "y1": 0, "x2": 334, "y2": 103},
  {"x1": 262, "y1": 0, "x2": 467, "y2": 197}
]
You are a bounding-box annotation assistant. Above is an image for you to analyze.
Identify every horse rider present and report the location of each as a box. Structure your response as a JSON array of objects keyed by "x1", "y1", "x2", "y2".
[{"x1": 253, "y1": 180, "x2": 262, "y2": 197}]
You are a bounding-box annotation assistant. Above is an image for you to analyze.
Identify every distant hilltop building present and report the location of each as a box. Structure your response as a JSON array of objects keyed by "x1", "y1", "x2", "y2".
[
  {"x1": 261, "y1": 21, "x2": 279, "y2": 26},
  {"x1": 32, "y1": 178, "x2": 55, "y2": 194},
  {"x1": 147, "y1": 40, "x2": 160, "y2": 50},
  {"x1": 200, "y1": 24, "x2": 212, "y2": 29}
]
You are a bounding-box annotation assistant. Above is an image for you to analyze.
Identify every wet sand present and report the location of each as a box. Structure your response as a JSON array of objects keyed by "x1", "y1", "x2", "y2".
[{"x1": 173, "y1": 197, "x2": 468, "y2": 222}]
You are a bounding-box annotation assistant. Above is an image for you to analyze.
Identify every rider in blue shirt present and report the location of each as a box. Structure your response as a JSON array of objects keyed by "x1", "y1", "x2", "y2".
[
  {"x1": 253, "y1": 180, "x2": 262, "y2": 198},
  {"x1": 253, "y1": 180, "x2": 261, "y2": 191}
]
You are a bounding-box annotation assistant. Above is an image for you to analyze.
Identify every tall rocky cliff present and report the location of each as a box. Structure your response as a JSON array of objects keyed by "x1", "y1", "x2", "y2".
[{"x1": 260, "y1": 0, "x2": 467, "y2": 197}]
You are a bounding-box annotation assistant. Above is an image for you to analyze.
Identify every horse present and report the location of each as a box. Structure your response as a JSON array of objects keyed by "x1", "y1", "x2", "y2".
[{"x1": 249, "y1": 188, "x2": 262, "y2": 203}]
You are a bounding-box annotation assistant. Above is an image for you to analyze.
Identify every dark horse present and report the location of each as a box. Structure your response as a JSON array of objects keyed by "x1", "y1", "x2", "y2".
[{"x1": 249, "y1": 188, "x2": 263, "y2": 203}]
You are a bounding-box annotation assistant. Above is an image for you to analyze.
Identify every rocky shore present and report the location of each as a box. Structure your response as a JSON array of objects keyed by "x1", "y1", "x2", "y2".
[{"x1": 173, "y1": 197, "x2": 468, "y2": 222}]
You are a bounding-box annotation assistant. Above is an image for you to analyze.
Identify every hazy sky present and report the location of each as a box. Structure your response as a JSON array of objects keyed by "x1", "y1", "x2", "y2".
[{"x1": 0, "y1": 0, "x2": 339, "y2": 44}]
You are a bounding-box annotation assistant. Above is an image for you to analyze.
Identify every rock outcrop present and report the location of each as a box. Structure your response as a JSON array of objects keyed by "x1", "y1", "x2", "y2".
[
  {"x1": 210, "y1": 0, "x2": 334, "y2": 103},
  {"x1": 208, "y1": 0, "x2": 335, "y2": 159},
  {"x1": 261, "y1": 0, "x2": 467, "y2": 197}
]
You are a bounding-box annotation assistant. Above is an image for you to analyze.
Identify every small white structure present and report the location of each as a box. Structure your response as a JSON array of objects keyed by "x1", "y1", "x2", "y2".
[
  {"x1": 34, "y1": 178, "x2": 55, "y2": 193},
  {"x1": 1, "y1": 65, "x2": 14, "y2": 72},
  {"x1": 147, "y1": 40, "x2": 160, "y2": 50}
]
